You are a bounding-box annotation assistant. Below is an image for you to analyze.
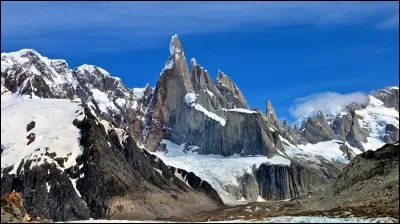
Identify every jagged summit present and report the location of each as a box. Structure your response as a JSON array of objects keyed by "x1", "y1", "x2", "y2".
[
  {"x1": 265, "y1": 100, "x2": 280, "y2": 129},
  {"x1": 169, "y1": 34, "x2": 184, "y2": 57}
]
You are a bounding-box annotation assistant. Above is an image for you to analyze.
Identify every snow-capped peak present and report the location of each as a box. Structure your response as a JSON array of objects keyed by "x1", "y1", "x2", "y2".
[
  {"x1": 191, "y1": 58, "x2": 197, "y2": 66},
  {"x1": 74, "y1": 64, "x2": 121, "y2": 82},
  {"x1": 75, "y1": 64, "x2": 108, "y2": 75}
]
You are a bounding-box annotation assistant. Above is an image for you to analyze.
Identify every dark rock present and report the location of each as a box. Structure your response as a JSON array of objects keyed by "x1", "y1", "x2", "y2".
[
  {"x1": 255, "y1": 162, "x2": 330, "y2": 200},
  {"x1": 372, "y1": 87, "x2": 399, "y2": 111},
  {"x1": 384, "y1": 124, "x2": 399, "y2": 143},
  {"x1": 26, "y1": 133, "x2": 36, "y2": 145},
  {"x1": 346, "y1": 111, "x2": 367, "y2": 151},
  {"x1": 26, "y1": 121, "x2": 36, "y2": 132}
]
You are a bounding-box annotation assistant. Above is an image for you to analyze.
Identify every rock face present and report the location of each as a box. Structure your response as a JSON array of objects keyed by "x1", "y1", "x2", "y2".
[
  {"x1": 332, "y1": 112, "x2": 353, "y2": 141},
  {"x1": 384, "y1": 124, "x2": 399, "y2": 143},
  {"x1": 346, "y1": 112, "x2": 367, "y2": 151},
  {"x1": 1, "y1": 101, "x2": 223, "y2": 221},
  {"x1": 225, "y1": 156, "x2": 341, "y2": 202},
  {"x1": 372, "y1": 87, "x2": 399, "y2": 111},
  {"x1": 255, "y1": 162, "x2": 330, "y2": 200},
  {"x1": 303, "y1": 112, "x2": 335, "y2": 144},
  {"x1": 216, "y1": 71, "x2": 249, "y2": 109}
]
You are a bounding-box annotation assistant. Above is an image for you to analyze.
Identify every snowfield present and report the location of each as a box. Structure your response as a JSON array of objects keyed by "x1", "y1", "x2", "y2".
[
  {"x1": 151, "y1": 139, "x2": 291, "y2": 204},
  {"x1": 1, "y1": 98, "x2": 84, "y2": 175}
]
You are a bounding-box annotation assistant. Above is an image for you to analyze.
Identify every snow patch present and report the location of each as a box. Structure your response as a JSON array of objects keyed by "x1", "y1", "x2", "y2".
[
  {"x1": 115, "y1": 98, "x2": 126, "y2": 108},
  {"x1": 46, "y1": 182, "x2": 51, "y2": 193},
  {"x1": 222, "y1": 108, "x2": 257, "y2": 114},
  {"x1": 91, "y1": 88, "x2": 119, "y2": 113},
  {"x1": 205, "y1": 88, "x2": 214, "y2": 98},
  {"x1": 185, "y1": 93, "x2": 226, "y2": 126},
  {"x1": 256, "y1": 195, "x2": 266, "y2": 202},
  {"x1": 70, "y1": 177, "x2": 81, "y2": 197},
  {"x1": 238, "y1": 197, "x2": 247, "y2": 202}
]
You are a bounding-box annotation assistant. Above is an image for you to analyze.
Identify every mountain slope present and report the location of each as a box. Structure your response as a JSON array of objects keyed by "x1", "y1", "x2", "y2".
[
  {"x1": 300, "y1": 142, "x2": 399, "y2": 216},
  {"x1": 1, "y1": 98, "x2": 223, "y2": 221}
]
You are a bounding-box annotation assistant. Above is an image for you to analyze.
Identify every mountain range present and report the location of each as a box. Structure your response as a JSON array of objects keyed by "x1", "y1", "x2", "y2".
[{"x1": 1, "y1": 35, "x2": 399, "y2": 221}]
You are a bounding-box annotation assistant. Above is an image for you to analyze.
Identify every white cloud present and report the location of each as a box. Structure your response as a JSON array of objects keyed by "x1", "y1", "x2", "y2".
[{"x1": 289, "y1": 92, "x2": 369, "y2": 118}]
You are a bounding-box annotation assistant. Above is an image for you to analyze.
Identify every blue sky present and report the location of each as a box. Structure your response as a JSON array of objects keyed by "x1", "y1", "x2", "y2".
[{"x1": 1, "y1": 1, "x2": 399, "y2": 123}]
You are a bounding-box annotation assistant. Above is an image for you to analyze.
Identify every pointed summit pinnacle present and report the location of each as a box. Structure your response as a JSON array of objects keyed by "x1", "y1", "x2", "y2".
[{"x1": 169, "y1": 34, "x2": 183, "y2": 57}]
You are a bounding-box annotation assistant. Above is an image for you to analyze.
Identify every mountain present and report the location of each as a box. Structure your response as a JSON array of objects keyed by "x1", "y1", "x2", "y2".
[
  {"x1": 1, "y1": 98, "x2": 222, "y2": 221},
  {"x1": 291, "y1": 88, "x2": 399, "y2": 152},
  {"x1": 1, "y1": 35, "x2": 399, "y2": 219},
  {"x1": 143, "y1": 35, "x2": 279, "y2": 156},
  {"x1": 1, "y1": 49, "x2": 153, "y2": 144}
]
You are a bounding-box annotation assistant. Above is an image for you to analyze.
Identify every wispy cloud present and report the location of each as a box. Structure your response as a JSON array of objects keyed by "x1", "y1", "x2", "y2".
[
  {"x1": 289, "y1": 92, "x2": 369, "y2": 118},
  {"x1": 377, "y1": 13, "x2": 399, "y2": 29},
  {"x1": 1, "y1": 1, "x2": 398, "y2": 53}
]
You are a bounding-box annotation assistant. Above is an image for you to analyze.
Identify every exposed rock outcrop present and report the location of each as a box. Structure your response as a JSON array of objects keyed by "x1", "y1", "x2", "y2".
[
  {"x1": 265, "y1": 101, "x2": 280, "y2": 130},
  {"x1": 372, "y1": 87, "x2": 399, "y2": 111},
  {"x1": 303, "y1": 112, "x2": 335, "y2": 144},
  {"x1": 346, "y1": 111, "x2": 367, "y2": 151},
  {"x1": 1, "y1": 192, "x2": 52, "y2": 223},
  {"x1": 384, "y1": 124, "x2": 399, "y2": 143},
  {"x1": 332, "y1": 112, "x2": 353, "y2": 141},
  {"x1": 216, "y1": 71, "x2": 249, "y2": 109}
]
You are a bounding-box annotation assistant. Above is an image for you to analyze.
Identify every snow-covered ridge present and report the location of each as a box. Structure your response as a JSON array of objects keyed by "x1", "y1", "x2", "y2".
[
  {"x1": 1, "y1": 49, "x2": 78, "y2": 88},
  {"x1": 74, "y1": 64, "x2": 122, "y2": 82}
]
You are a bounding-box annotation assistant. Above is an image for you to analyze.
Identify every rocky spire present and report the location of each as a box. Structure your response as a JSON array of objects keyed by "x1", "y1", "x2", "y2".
[
  {"x1": 346, "y1": 111, "x2": 367, "y2": 151},
  {"x1": 216, "y1": 70, "x2": 249, "y2": 109},
  {"x1": 303, "y1": 111, "x2": 335, "y2": 144},
  {"x1": 282, "y1": 119, "x2": 289, "y2": 132},
  {"x1": 162, "y1": 34, "x2": 192, "y2": 92},
  {"x1": 265, "y1": 100, "x2": 280, "y2": 129}
]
